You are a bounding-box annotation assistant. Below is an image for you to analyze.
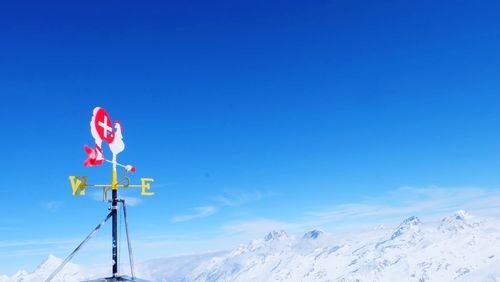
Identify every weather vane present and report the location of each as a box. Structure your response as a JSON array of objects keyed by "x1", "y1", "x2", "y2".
[{"x1": 47, "y1": 107, "x2": 154, "y2": 282}]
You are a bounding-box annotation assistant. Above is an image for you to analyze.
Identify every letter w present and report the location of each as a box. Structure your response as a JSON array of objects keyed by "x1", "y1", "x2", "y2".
[{"x1": 69, "y1": 176, "x2": 87, "y2": 196}]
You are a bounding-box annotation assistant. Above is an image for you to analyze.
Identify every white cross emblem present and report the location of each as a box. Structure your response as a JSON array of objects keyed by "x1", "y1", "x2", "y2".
[{"x1": 98, "y1": 115, "x2": 113, "y2": 138}]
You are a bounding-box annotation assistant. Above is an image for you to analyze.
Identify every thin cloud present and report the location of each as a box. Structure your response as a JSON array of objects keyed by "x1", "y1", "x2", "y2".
[
  {"x1": 304, "y1": 186, "x2": 500, "y2": 225},
  {"x1": 220, "y1": 186, "x2": 500, "y2": 238},
  {"x1": 89, "y1": 191, "x2": 142, "y2": 207},
  {"x1": 213, "y1": 191, "x2": 265, "y2": 207},
  {"x1": 120, "y1": 196, "x2": 142, "y2": 207},
  {"x1": 90, "y1": 190, "x2": 110, "y2": 202},
  {"x1": 172, "y1": 190, "x2": 271, "y2": 223},
  {"x1": 0, "y1": 238, "x2": 77, "y2": 249},
  {"x1": 0, "y1": 237, "x2": 109, "y2": 258},
  {"x1": 221, "y1": 219, "x2": 300, "y2": 238},
  {"x1": 172, "y1": 206, "x2": 218, "y2": 223},
  {"x1": 42, "y1": 201, "x2": 63, "y2": 212}
]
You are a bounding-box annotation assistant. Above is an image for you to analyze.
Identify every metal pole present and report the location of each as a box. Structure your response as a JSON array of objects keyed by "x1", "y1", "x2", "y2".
[
  {"x1": 45, "y1": 212, "x2": 113, "y2": 282},
  {"x1": 112, "y1": 191, "x2": 118, "y2": 276},
  {"x1": 112, "y1": 167, "x2": 118, "y2": 277}
]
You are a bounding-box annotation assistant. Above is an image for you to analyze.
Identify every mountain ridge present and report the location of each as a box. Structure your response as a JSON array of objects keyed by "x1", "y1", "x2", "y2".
[{"x1": 2, "y1": 210, "x2": 500, "y2": 282}]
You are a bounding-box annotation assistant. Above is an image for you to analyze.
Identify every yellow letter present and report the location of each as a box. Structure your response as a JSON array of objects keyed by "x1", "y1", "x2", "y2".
[
  {"x1": 141, "y1": 178, "x2": 155, "y2": 196},
  {"x1": 69, "y1": 176, "x2": 87, "y2": 196}
]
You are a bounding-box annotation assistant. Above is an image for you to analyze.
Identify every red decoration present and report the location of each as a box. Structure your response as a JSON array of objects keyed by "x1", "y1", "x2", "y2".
[
  {"x1": 83, "y1": 145, "x2": 104, "y2": 167},
  {"x1": 94, "y1": 108, "x2": 115, "y2": 144}
]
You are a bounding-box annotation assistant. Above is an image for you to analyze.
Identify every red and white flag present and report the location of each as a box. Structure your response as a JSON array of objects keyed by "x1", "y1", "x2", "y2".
[
  {"x1": 84, "y1": 107, "x2": 131, "y2": 171},
  {"x1": 85, "y1": 107, "x2": 114, "y2": 167}
]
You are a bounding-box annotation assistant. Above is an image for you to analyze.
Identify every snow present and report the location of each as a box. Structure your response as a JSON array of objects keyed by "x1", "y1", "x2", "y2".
[
  {"x1": 0, "y1": 254, "x2": 91, "y2": 282},
  {"x1": 3, "y1": 210, "x2": 500, "y2": 281}
]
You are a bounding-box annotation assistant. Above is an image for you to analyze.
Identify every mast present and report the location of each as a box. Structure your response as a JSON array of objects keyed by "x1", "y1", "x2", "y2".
[
  {"x1": 112, "y1": 163, "x2": 119, "y2": 277},
  {"x1": 47, "y1": 107, "x2": 155, "y2": 282}
]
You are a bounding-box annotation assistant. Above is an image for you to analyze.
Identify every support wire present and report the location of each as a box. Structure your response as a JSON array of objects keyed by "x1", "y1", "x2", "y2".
[
  {"x1": 120, "y1": 200, "x2": 135, "y2": 279},
  {"x1": 45, "y1": 212, "x2": 113, "y2": 282}
]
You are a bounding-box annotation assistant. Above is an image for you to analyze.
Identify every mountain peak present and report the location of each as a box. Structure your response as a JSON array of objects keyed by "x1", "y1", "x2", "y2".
[
  {"x1": 264, "y1": 230, "x2": 289, "y2": 241},
  {"x1": 37, "y1": 254, "x2": 62, "y2": 270},
  {"x1": 452, "y1": 210, "x2": 471, "y2": 220},
  {"x1": 439, "y1": 210, "x2": 478, "y2": 232},
  {"x1": 401, "y1": 215, "x2": 421, "y2": 225},
  {"x1": 303, "y1": 230, "x2": 324, "y2": 240},
  {"x1": 390, "y1": 216, "x2": 421, "y2": 239}
]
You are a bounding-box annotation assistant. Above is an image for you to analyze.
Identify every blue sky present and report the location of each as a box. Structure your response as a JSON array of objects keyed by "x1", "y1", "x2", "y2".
[{"x1": 1, "y1": 0, "x2": 500, "y2": 275}]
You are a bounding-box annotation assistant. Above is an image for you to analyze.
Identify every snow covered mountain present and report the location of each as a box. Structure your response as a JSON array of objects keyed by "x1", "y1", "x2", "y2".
[
  {"x1": 0, "y1": 254, "x2": 99, "y2": 282},
  {"x1": 3, "y1": 210, "x2": 500, "y2": 282}
]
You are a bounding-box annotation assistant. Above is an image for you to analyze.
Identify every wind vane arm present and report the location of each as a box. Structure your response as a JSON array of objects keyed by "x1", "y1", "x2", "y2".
[{"x1": 69, "y1": 175, "x2": 154, "y2": 196}]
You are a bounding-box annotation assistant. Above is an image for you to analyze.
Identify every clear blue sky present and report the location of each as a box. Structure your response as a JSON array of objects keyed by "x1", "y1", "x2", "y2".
[{"x1": 1, "y1": 0, "x2": 500, "y2": 275}]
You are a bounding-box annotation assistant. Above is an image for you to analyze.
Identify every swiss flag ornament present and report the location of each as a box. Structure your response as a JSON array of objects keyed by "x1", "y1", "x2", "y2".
[
  {"x1": 84, "y1": 107, "x2": 135, "y2": 172},
  {"x1": 94, "y1": 108, "x2": 115, "y2": 143}
]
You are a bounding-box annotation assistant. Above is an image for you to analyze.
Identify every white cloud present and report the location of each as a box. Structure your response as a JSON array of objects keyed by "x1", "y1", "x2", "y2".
[
  {"x1": 172, "y1": 206, "x2": 218, "y2": 223},
  {"x1": 0, "y1": 237, "x2": 109, "y2": 259},
  {"x1": 42, "y1": 201, "x2": 63, "y2": 212},
  {"x1": 304, "y1": 186, "x2": 500, "y2": 226},
  {"x1": 120, "y1": 196, "x2": 142, "y2": 207},
  {"x1": 219, "y1": 186, "x2": 500, "y2": 238},
  {"x1": 171, "y1": 190, "x2": 272, "y2": 223},
  {"x1": 89, "y1": 191, "x2": 142, "y2": 207},
  {"x1": 213, "y1": 191, "x2": 264, "y2": 206},
  {"x1": 90, "y1": 190, "x2": 110, "y2": 202},
  {"x1": 221, "y1": 219, "x2": 300, "y2": 239}
]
